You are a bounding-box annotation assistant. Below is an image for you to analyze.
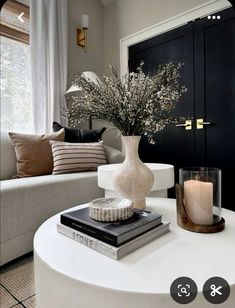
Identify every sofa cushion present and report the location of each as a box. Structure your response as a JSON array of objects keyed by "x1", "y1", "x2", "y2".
[
  {"x1": 0, "y1": 132, "x2": 17, "y2": 180},
  {"x1": 1, "y1": 172, "x2": 102, "y2": 242},
  {"x1": 0, "y1": 172, "x2": 104, "y2": 265},
  {"x1": 104, "y1": 145, "x2": 125, "y2": 164},
  {"x1": 50, "y1": 141, "x2": 107, "y2": 175},
  {"x1": 9, "y1": 129, "x2": 65, "y2": 178},
  {"x1": 53, "y1": 121, "x2": 106, "y2": 143}
]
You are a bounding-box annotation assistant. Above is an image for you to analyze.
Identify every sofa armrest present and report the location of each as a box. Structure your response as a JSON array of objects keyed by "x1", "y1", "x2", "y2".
[{"x1": 104, "y1": 145, "x2": 125, "y2": 164}]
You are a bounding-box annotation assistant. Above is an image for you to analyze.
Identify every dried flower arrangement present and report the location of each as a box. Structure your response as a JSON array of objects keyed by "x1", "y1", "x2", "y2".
[{"x1": 67, "y1": 62, "x2": 186, "y2": 143}]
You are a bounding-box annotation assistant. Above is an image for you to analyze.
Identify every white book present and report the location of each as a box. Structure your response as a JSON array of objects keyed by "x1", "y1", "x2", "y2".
[{"x1": 57, "y1": 222, "x2": 170, "y2": 260}]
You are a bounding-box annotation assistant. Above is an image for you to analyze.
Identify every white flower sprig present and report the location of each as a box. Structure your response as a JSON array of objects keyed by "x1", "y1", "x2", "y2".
[{"x1": 67, "y1": 61, "x2": 187, "y2": 144}]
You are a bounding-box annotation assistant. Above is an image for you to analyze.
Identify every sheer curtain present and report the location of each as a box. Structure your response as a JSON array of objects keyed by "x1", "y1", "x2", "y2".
[{"x1": 30, "y1": 0, "x2": 68, "y2": 133}]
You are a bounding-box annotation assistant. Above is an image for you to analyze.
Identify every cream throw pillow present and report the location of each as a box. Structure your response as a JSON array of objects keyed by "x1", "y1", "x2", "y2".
[
  {"x1": 9, "y1": 129, "x2": 65, "y2": 178},
  {"x1": 50, "y1": 141, "x2": 107, "y2": 175}
]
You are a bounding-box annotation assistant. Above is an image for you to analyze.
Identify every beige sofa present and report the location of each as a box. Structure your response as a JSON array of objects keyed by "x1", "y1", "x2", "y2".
[{"x1": 0, "y1": 132, "x2": 124, "y2": 266}]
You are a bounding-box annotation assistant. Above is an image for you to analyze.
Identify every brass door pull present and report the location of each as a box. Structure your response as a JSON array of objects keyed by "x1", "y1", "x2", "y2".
[
  {"x1": 197, "y1": 118, "x2": 211, "y2": 129},
  {"x1": 176, "y1": 120, "x2": 192, "y2": 130}
]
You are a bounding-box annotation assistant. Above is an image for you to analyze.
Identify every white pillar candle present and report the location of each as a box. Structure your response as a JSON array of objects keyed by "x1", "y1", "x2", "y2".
[{"x1": 184, "y1": 179, "x2": 213, "y2": 225}]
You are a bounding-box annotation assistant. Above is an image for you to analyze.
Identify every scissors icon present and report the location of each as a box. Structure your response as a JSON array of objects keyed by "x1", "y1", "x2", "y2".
[{"x1": 210, "y1": 284, "x2": 222, "y2": 297}]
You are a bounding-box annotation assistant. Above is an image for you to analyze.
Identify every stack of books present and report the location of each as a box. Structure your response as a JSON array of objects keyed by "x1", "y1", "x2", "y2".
[{"x1": 57, "y1": 206, "x2": 170, "y2": 260}]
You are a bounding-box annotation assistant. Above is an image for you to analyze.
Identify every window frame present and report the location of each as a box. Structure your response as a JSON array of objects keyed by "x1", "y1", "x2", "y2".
[{"x1": 0, "y1": 0, "x2": 29, "y2": 45}]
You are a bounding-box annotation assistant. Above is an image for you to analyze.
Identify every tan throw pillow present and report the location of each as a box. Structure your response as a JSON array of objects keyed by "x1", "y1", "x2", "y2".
[
  {"x1": 9, "y1": 129, "x2": 65, "y2": 178},
  {"x1": 50, "y1": 141, "x2": 107, "y2": 175}
]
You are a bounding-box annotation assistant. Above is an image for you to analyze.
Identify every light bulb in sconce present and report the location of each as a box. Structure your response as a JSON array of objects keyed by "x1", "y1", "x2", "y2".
[
  {"x1": 81, "y1": 14, "x2": 89, "y2": 28},
  {"x1": 77, "y1": 14, "x2": 89, "y2": 52}
]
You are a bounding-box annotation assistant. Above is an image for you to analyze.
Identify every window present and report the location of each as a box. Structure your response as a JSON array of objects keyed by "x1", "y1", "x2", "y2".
[{"x1": 0, "y1": 0, "x2": 33, "y2": 133}]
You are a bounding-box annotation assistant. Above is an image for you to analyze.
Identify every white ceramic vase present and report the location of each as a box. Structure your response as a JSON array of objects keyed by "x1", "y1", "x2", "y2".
[{"x1": 113, "y1": 136, "x2": 154, "y2": 209}]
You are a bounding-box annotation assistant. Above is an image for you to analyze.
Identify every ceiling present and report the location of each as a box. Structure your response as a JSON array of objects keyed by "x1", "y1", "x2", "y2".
[
  {"x1": 100, "y1": 0, "x2": 116, "y2": 6},
  {"x1": 17, "y1": 0, "x2": 114, "y2": 8}
]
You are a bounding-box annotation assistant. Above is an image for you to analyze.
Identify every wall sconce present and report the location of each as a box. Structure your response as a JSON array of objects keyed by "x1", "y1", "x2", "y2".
[{"x1": 77, "y1": 14, "x2": 89, "y2": 52}]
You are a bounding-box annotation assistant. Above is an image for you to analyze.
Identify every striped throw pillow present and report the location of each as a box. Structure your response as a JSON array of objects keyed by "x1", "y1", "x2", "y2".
[{"x1": 50, "y1": 141, "x2": 107, "y2": 175}]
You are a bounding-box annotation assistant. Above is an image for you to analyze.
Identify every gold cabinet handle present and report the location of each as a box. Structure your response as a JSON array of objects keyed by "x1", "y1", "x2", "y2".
[
  {"x1": 197, "y1": 118, "x2": 211, "y2": 129},
  {"x1": 176, "y1": 120, "x2": 192, "y2": 130}
]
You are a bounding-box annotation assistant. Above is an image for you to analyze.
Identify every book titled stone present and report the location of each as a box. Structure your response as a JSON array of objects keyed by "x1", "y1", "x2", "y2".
[
  {"x1": 60, "y1": 207, "x2": 162, "y2": 246},
  {"x1": 57, "y1": 222, "x2": 170, "y2": 260}
]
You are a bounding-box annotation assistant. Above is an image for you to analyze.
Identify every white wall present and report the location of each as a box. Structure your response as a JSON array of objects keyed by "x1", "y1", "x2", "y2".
[
  {"x1": 67, "y1": 0, "x2": 121, "y2": 149},
  {"x1": 68, "y1": 0, "x2": 104, "y2": 77},
  {"x1": 104, "y1": 0, "x2": 214, "y2": 73}
]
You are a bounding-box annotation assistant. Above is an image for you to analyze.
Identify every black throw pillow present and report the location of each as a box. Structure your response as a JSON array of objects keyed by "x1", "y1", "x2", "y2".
[{"x1": 53, "y1": 122, "x2": 106, "y2": 143}]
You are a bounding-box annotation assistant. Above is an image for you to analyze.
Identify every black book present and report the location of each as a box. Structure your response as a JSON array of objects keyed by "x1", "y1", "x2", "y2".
[{"x1": 60, "y1": 207, "x2": 162, "y2": 246}]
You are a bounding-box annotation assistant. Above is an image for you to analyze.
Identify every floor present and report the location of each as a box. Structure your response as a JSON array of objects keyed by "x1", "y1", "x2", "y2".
[{"x1": 0, "y1": 254, "x2": 35, "y2": 308}]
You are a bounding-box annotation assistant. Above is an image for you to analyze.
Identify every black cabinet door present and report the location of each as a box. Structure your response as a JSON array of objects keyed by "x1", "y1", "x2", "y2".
[
  {"x1": 129, "y1": 22, "x2": 195, "y2": 173},
  {"x1": 194, "y1": 8, "x2": 235, "y2": 210},
  {"x1": 128, "y1": 8, "x2": 235, "y2": 210}
]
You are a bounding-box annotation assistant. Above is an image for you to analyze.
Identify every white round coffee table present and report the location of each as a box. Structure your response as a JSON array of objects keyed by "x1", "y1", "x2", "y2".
[
  {"x1": 98, "y1": 163, "x2": 174, "y2": 198},
  {"x1": 34, "y1": 198, "x2": 235, "y2": 308}
]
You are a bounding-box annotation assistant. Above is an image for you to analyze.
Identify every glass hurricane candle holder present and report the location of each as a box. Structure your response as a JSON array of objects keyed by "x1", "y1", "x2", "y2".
[{"x1": 176, "y1": 167, "x2": 225, "y2": 233}]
